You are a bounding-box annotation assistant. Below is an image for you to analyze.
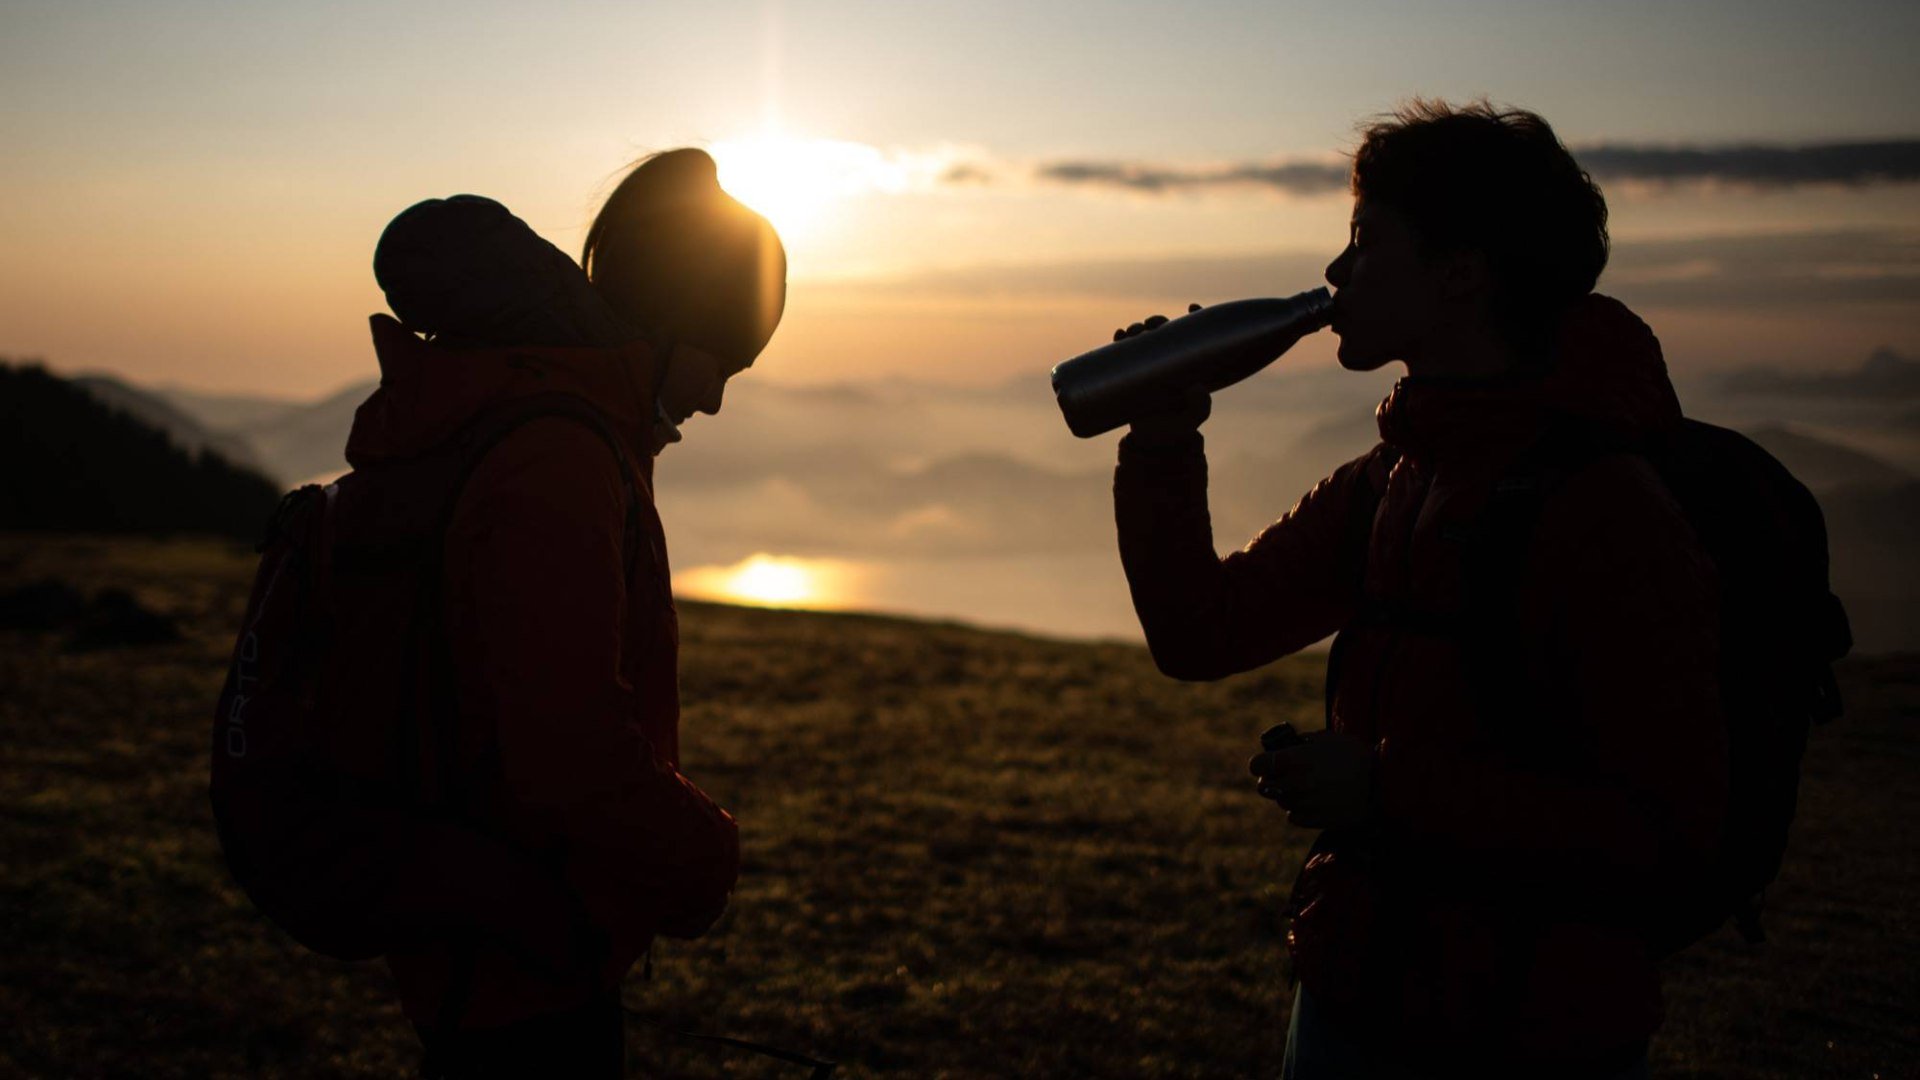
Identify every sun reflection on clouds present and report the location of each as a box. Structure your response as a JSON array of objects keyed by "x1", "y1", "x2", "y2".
[{"x1": 674, "y1": 552, "x2": 863, "y2": 611}]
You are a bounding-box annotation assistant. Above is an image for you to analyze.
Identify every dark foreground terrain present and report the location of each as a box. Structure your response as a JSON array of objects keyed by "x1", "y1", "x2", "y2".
[{"x1": 1, "y1": 535, "x2": 1914, "y2": 1078}]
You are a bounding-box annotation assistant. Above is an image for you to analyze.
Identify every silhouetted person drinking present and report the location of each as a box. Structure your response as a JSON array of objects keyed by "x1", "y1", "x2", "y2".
[
  {"x1": 1111, "y1": 103, "x2": 1726, "y2": 1078},
  {"x1": 355, "y1": 149, "x2": 783, "y2": 1077}
]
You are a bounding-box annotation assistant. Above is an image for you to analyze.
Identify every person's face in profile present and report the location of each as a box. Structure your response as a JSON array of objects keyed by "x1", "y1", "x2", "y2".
[
  {"x1": 1323, "y1": 199, "x2": 1447, "y2": 372},
  {"x1": 649, "y1": 343, "x2": 749, "y2": 453}
]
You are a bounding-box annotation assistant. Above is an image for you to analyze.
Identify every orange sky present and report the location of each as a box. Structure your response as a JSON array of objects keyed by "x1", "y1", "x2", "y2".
[{"x1": 3, "y1": 1, "x2": 1916, "y2": 397}]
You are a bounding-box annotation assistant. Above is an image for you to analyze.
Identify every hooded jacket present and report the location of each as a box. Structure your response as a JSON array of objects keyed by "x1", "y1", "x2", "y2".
[
  {"x1": 345, "y1": 314, "x2": 739, "y2": 1029},
  {"x1": 1113, "y1": 296, "x2": 1727, "y2": 1065}
]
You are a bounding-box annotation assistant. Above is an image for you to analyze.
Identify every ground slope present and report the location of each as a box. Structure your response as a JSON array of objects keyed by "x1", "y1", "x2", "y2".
[{"x1": 0, "y1": 535, "x2": 1913, "y2": 1079}]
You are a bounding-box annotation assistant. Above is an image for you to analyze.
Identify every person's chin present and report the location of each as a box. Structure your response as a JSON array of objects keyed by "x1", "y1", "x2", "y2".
[
  {"x1": 647, "y1": 419, "x2": 683, "y2": 456},
  {"x1": 1335, "y1": 339, "x2": 1391, "y2": 372}
]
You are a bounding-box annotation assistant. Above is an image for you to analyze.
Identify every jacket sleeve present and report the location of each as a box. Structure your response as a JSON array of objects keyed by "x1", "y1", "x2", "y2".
[
  {"x1": 1372, "y1": 456, "x2": 1728, "y2": 900},
  {"x1": 444, "y1": 418, "x2": 738, "y2": 958},
  {"x1": 1114, "y1": 428, "x2": 1385, "y2": 680}
]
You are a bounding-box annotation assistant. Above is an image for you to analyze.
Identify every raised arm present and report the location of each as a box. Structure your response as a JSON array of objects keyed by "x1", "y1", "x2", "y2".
[{"x1": 1114, "y1": 424, "x2": 1390, "y2": 680}]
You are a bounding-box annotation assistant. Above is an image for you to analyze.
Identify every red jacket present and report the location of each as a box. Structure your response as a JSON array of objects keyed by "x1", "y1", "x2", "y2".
[
  {"x1": 345, "y1": 315, "x2": 739, "y2": 1029},
  {"x1": 1115, "y1": 296, "x2": 1727, "y2": 1063}
]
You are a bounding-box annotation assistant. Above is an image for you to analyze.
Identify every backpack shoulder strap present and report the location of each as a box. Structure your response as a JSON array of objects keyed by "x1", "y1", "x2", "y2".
[
  {"x1": 449, "y1": 391, "x2": 645, "y2": 568},
  {"x1": 427, "y1": 390, "x2": 649, "y2": 761},
  {"x1": 1457, "y1": 419, "x2": 1627, "y2": 756}
]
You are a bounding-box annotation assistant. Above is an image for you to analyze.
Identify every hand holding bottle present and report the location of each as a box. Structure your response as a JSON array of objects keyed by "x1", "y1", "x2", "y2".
[
  {"x1": 1052, "y1": 289, "x2": 1331, "y2": 438},
  {"x1": 1112, "y1": 303, "x2": 1202, "y2": 342},
  {"x1": 1117, "y1": 305, "x2": 1211, "y2": 440}
]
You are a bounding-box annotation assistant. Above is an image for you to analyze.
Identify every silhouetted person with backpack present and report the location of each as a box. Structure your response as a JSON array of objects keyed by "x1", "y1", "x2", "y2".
[
  {"x1": 1112, "y1": 102, "x2": 1847, "y2": 1078},
  {"x1": 211, "y1": 148, "x2": 785, "y2": 1078}
]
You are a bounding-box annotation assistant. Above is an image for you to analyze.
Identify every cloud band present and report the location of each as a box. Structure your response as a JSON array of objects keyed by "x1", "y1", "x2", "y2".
[{"x1": 1001, "y1": 140, "x2": 1920, "y2": 196}]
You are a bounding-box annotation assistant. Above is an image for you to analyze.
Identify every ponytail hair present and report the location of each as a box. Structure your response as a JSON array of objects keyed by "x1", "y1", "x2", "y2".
[{"x1": 583, "y1": 148, "x2": 787, "y2": 369}]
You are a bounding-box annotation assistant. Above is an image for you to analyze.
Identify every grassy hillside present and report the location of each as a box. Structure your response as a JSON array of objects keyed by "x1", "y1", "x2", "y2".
[{"x1": 1, "y1": 535, "x2": 1914, "y2": 1079}]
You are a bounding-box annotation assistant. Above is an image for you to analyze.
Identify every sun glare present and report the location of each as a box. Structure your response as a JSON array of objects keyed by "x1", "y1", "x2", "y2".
[
  {"x1": 675, "y1": 553, "x2": 856, "y2": 610},
  {"x1": 709, "y1": 133, "x2": 918, "y2": 241},
  {"x1": 711, "y1": 135, "x2": 875, "y2": 239}
]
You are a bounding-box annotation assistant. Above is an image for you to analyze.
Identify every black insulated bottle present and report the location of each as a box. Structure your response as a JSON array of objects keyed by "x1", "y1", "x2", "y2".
[{"x1": 1050, "y1": 288, "x2": 1334, "y2": 438}]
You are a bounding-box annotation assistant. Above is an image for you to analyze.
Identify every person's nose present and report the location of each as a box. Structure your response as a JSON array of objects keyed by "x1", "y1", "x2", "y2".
[
  {"x1": 698, "y1": 377, "x2": 727, "y2": 416},
  {"x1": 1325, "y1": 246, "x2": 1352, "y2": 290}
]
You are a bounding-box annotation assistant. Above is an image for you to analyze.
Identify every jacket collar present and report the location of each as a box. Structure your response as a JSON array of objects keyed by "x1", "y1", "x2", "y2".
[
  {"x1": 1376, "y1": 294, "x2": 1683, "y2": 460},
  {"x1": 344, "y1": 314, "x2": 659, "y2": 469}
]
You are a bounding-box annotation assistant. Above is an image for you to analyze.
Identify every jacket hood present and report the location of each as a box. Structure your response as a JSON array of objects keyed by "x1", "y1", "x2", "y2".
[
  {"x1": 1377, "y1": 294, "x2": 1683, "y2": 457},
  {"x1": 374, "y1": 195, "x2": 638, "y2": 349},
  {"x1": 344, "y1": 314, "x2": 659, "y2": 469}
]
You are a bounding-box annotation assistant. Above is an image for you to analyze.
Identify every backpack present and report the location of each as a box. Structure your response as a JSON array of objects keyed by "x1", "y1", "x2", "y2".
[
  {"x1": 209, "y1": 393, "x2": 642, "y2": 963},
  {"x1": 1345, "y1": 416, "x2": 1851, "y2": 953}
]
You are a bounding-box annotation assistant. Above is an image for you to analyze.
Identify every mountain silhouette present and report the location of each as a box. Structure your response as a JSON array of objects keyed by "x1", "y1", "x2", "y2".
[
  {"x1": 74, "y1": 373, "x2": 271, "y2": 476},
  {"x1": 231, "y1": 380, "x2": 374, "y2": 486},
  {"x1": 0, "y1": 362, "x2": 283, "y2": 539},
  {"x1": 1721, "y1": 347, "x2": 1920, "y2": 400},
  {"x1": 1744, "y1": 423, "x2": 1915, "y2": 492},
  {"x1": 159, "y1": 385, "x2": 303, "y2": 431},
  {"x1": 85, "y1": 354, "x2": 1920, "y2": 651}
]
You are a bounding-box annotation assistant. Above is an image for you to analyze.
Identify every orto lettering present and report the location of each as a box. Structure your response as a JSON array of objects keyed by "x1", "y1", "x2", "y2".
[{"x1": 226, "y1": 631, "x2": 260, "y2": 757}]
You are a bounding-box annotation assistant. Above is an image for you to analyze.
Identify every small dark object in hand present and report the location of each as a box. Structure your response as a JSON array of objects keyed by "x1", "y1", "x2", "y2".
[
  {"x1": 1255, "y1": 723, "x2": 1302, "y2": 802},
  {"x1": 1260, "y1": 723, "x2": 1303, "y2": 751}
]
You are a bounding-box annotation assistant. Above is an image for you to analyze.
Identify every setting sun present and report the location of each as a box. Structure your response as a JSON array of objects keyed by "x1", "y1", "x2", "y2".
[
  {"x1": 709, "y1": 134, "x2": 874, "y2": 239},
  {"x1": 710, "y1": 132, "x2": 917, "y2": 240}
]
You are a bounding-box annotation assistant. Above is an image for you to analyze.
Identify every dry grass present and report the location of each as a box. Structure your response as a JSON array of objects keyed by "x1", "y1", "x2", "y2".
[{"x1": 0, "y1": 534, "x2": 1913, "y2": 1078}]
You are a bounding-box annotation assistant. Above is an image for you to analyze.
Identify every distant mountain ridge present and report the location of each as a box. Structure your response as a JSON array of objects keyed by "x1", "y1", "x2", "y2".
[
  {"x1": 157, "y1": 378, "x2": 374, "y2": 487},
  {"x1": 52, "y1": 353, "x2": 1919, "y2": 650},
  {"x1": 72, "y1": 373, "x2": 271, "y2": 476},
  {"x1": 159, "y1": 385, "x2": 304, "y2": 430},
  {"x1": 1, "y1": 363, "x2": 283, "y2": 539},
  {"x1": 234, "y1": 381, "x2": 374, "y2": 487},
  {"x1": 1744, "y1": 424, "x2": 1915, "y2": 492},
  {"x1": 1721, "y1": 348, "x2": 1920, "y2": 400}
]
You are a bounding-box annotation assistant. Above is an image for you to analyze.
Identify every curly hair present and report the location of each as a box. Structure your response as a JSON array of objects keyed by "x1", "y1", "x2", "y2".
[{"x1": 1351, "y1": 100, "x2": 1609, "y2": 354}]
